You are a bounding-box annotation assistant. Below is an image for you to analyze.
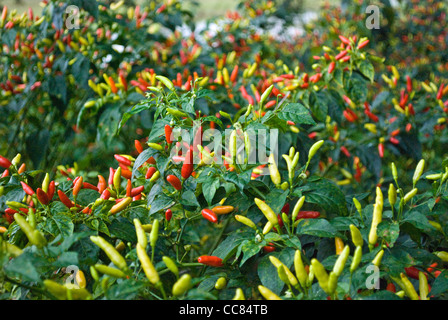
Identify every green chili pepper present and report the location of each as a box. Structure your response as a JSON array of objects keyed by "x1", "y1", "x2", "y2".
[{"x1": 172, "y1": 273, "x2": 192, "y2": 297}]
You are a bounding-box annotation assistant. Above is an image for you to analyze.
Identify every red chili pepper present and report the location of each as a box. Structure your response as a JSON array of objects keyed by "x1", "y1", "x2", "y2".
[
  {"x1": 135, "y1": 140, "x2": 144, "y2": 154},
  {"x1": 427, "y1": 262, "x2": 438, "y2": 273},
  {"x1": 390, "y1": 137, "x2": 400, "y2": 145},
  {"x1": 36, "y1": 188, "x2": 49, "y2": 205},
  {"x1": 193, "y1": 127, "x2": 203, "y2": 154},
  {"x1": 165, "y1": 209, "x2": 172, "y2": 222},
  {"x1": 378, "y1": 143, "x2": 384, "y2": 158},
  {"x1": 108, "y1": 167, "x2": 115, "y2": 186},
  {"x1": 1, "y1": 169, "x2": 9, "y2": 178},
  {"x1": 335, "y1": 50, "x2": 348, "y2": 61},
  {"x1": 47, "y1": 181, "x2": 55, "y2": 201},
  {"x1": 165, "y1": 125, "x2": 173, "y2": 144},
  {"x1": 202, "y1": 208, "x2": 218, "y2": 223},
  {"x1": 230, "y1": 65, "x2": 239, "y2": 83},
  {"x1": 365, "y1": 110, "x2": 379, "y2": 122},
  {"x1": 167, "y1": 175, "x2": 182, "y2": 190},
  {"x1": 436, "y1": 83, "x2": 444, "y2": 100},
  {"x1": 0, "y1": 155, "x2": 11, "y2": 169},
  {"x1": 97, "y1": 175, "x2": 107, "y2": 193},
  {"x1": 339, "y1": 35, "x2": 350, "y2": 45},
  {"x1": 181, "y1": 147, "x2": 194, "y2": 180},
  {"x1": 198, "y1": 255, "x2": 223, "y2": 267},
  {"x1": 58, "y1": 190, "x2": 74, "y2": 208},
  {"x1": 20, "y1": 181, "x2": 35, "y2": 196},
  {"x1": 145, "y1": 167, "x2": 157, "y2": 180},
  {"x1": 73, "y1": 176, "x2": 83, "y2": 197},
  {"x1": 100, "y1": 189, "x2": 111, "y2": 200},
  {"x1": 357, "y1": 39, "x2": 370, "y2": 49},
  {"x1": 130, "y1": 185, "x2": 144, "y2": 197},
  {"x1": 405, "y1": 266, "x2": 421, "y2": 280},
  {"x1": 281, "y1": 203, "x2": 290, "y2": 215},
  {"x1": 115, "y1": 154, "x2": 132, "y2": 167},
  {"x1": 126, "y1": 179, "x2": 132, "y2": 197},
  {"x1": 406, "y1": 75, "x2": 412, "y2": 93},
  {"x1": 328, "y1": 61, "x2": 336, "y2": 74},
  {"x1": 295, "y1": 211, "x2": 320, "y2": 220},
  {"x1": 263, "y1": 244, "x2": 276, "y2": 253},
  {"x1": 81, "y1": 207, "x2": 92, "y2": 215},
  {"x1": 386, "y1": 282, "x2": 396, "y2": 293}
]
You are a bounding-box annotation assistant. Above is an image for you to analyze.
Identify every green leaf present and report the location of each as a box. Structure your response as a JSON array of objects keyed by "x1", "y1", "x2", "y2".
[
  {"x1": 298, "y1": 177, "x2": 348, "y2": 216},
  {"x1": 278, "y1": 103, "x2": 316, "y2": 125},
  {"x1": 309, "y1": 91, "x2": 329, "y2": 122},
  {"x1": 149, "y1": 193, "x2": 175, "y2": 215},
  {"x1": 131, "y1": 148, "x2": 158, "y2": 180},
  {"x1": 402, "y1": 210, "x2": 435, "y2": 233},
  {"x1": 4, "y1": 252, "x2": 43, "y2": 283},
  {"x1": 180, "y1": 190, "x2": 200, "y2": 209},
  {"x1": 358, "y1": 60, "x2": 375, "y2": 83},
  {"x1": 257, "y1": 248, "x2": 295, "y2": 295},
  {"x1": 377, "y1": 221, "x2": 400, "y2": 247},
  {"x1": 44, "y1": 213, "x2": 75, "y2": 239},
  {"x1": 295, "y1": 218, "x2": 339, "y2": 238},
  {"x1": 106, "y1": 279, "x2": 145, "y2": 300},
  {"x1": 202, "y1": 179, "x2": 220, "y2": 206},
  {"x1": 239, "y1": 240, "x2": 263, "y2": 267},
  {"x1": 429, "y1": 270, "x2": 448, "y2": 297},
  {"x1": 212, "y1": 232, "x2": 251, "y2": 263},
  {"x1": 108, "y1": 217, "x2": 137, "y2": 243}
]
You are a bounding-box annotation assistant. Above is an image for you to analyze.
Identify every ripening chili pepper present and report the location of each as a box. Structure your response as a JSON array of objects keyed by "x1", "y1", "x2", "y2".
[
  {"x1": 357, "y1": 39, "x2": 369, "y2": 49},
  {"x1": 100, "y1": 189, "x2": 111, "y2": 200},
  {"x1": 211, "y1": 205, "x2": 234, "y2": 215},
  {"x1": 202, "y1": 208, "x2": 218, "y2": 223},
  {"x1": 90, "y1": 236, "x2": 128, "y2": 271},
  {"x1": 334, "y1": 237, "x2": 345, "y2": 255},
  {"x1": 110, "y1": 197, "x2": 132, "y2": 214},
  {"x1": 145, "y1": 167, "x2": 157, "y2": 180},
  {"x1": 73, "y1": 176, "x2": 83, "y2": 197},
  {"x1": 20, "y1": 181, "x2": 35, "y2": 195},
  {"x1": 167, "y1": 175, "x2": 182, "y2": 190},
  {"x1": 36, "y1": 188, "x2": 49, "y2": 205},
  {"x1": 198, "y1": 255, "x2": 223, "y2": 267},
  {"x1": 58, "y1": 190, "x2": 74, "y2": 209},
  {"x1": 114, "y1": 154, "x2": 132, "y2": 167},
  {"x1": 97, "y1": 175, "x2": 107, "y2": 194}
]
